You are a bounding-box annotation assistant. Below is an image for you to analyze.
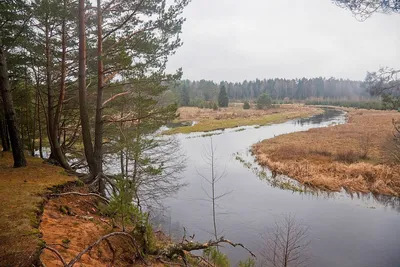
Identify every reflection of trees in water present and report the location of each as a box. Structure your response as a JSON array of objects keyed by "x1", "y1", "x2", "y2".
[
  {"x1": 268, "y1": 173, "x2": 400, "y2": 212},
  {"x1": 294, "y1": 108, "x2": 346, "y2": 126},
  {"x1": 345, "y1": 190, "x2": 400, "y2": 213}
]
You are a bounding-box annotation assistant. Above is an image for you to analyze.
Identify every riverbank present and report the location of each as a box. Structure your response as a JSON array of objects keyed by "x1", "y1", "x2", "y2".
[
  {"x1": 164, "y1": 104, "x2": 323, "y2": 134},
  {"x1": 252, "y1": 108, "x2": 400, "y2": 196},
  {"x1": 0, "y1": 152, "x2": 75, "y2": 266},
  {"x1": 0, "y1": 152, "x2": 212, "y2": 266}
]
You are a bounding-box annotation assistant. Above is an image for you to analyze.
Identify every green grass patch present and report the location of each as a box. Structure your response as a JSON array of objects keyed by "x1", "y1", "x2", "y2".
[{"x1": 164, "y1": 111, "x2": 316, "y2": 135}]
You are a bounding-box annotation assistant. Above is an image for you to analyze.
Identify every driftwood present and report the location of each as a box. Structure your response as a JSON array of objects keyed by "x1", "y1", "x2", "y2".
[{"x1": 158, "y1": 236, "x2": 256, "y2": 260}]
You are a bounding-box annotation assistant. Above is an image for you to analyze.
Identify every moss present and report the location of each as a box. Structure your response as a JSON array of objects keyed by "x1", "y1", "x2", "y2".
[
  {"x1": 62, "y1": 238, "x2": 70, "y2": 244},
  {"x1": 59, "y1": 205, "x2": 68, "y2": 215},
  {"x1": 75, "y1": 179, "x2": 85, "y2": 187}
]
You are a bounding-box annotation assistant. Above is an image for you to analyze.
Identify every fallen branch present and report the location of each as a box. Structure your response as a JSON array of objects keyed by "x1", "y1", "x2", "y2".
[
  {"x1": 48, "y1": 192, "x2": 109, "y2": 204},
  {"x1": 159, "y1": 237, "x2": 256, "y2": 260}
]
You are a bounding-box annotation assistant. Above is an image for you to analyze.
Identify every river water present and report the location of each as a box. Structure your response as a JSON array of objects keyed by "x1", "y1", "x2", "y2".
[{"x1": 159, "y1": 109, "x2": 400, "y2": 267}]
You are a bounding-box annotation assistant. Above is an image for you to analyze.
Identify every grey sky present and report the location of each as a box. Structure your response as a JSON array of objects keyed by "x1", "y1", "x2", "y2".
[{"x1": 166, "y1": 0, "x2": 400, "y2": 82}]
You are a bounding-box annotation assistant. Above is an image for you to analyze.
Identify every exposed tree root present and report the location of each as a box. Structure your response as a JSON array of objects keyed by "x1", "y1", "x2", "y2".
[
  {"x1": 43, "y1": 232, "x2": 143, "y2": 267},
  {"x1": 48, "y1": 192, "x2": 109, "y2": 204}
]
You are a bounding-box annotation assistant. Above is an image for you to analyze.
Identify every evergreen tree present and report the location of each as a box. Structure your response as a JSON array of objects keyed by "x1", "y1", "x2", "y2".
[
  {"x1": 181, "y1": 84, "x2": 190, "y2": 106},
  {"x1": 218, "y1": 84, "x2": 229, "y2": 107},
  {"x1": 257, "y1": 93, "x2": 272, "y2": 109}
]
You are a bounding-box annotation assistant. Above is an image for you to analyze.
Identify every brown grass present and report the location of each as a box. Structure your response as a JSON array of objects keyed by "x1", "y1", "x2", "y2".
[
  {"x1": 0, "y1": 152, "x2": 75, "y2": 266},
  {"x1": 166, "y1": 104, "x2": 323, "y2": 134},
  {"x1": 252, "y1": 108, "x2": 400, "y2": 196}
]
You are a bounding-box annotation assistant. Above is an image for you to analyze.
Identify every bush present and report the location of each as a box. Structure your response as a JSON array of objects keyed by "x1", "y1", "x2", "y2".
[
  {"x1": 385, "y1": 120, "x2": 400, "y2": 163},
  {"x1": 239, "y1": 258, "x2": 256, "y2": 267},
  {"x1": 257, "y1": 93, "x2": 272, "y2": 109},
  {"x1": 335, "y1": 150, "x2": 360, "y2": 164},
  {"x1": 203, "y1": 247, "x2": 229, "y2": 267},
  {"x1": 243, "y1": 101, "x2": 250, "y2": 109}
]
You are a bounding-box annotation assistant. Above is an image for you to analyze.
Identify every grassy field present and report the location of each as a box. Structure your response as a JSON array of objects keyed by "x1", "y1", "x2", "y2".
[
  {"x1": 0, "y1": 152, "x2": 75, "y2": 266},
  {"x1": 164, "y1": 104, "x2": 323, "y2": 134},
  {"x1": 252, "y1": 109, "x2": 400, "y2": 196}
]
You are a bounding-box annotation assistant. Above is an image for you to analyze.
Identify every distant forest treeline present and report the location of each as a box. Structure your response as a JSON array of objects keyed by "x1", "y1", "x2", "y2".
[{"x1": 169, "y1": 78, "x2": 374, "y2": 106}]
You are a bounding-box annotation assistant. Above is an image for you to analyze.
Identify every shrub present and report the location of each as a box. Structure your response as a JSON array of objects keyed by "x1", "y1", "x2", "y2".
[
  {"x1": 385, "y1": 120, "x2": 400, "y2": 163},
  {"x1": 335, "y1": 150, "x2": 360, "y2": 164},
  {"x1": 243, "y1": 101, "x2": 250, "y2": 109},
  {"x1": 239, "y1": 258, "x2": 256, "y2": 267},
  {"x1": 203, "y1": 247, "x2": 229, "y2": 267},
  {"x1": 257, "y1": 93, "x2": 272, "y2": 109}
]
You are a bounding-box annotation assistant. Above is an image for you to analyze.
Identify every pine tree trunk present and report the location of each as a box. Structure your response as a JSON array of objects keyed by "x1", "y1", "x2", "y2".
[
  {"x1": 47, "y1": 1, "x2": 71, "y2": 170},
  {"x1": 0, "y1": 115, "x2": 10, "y2": 151},
  {"x1": 78, "y1": 0, "x2": 97, "y2": 177},
  {"x1": 94, "y1": 0, "x2": 105, "y2": 193},
  {"x1": 0, "y1": 45, "x2": 27, "y2": 167}
]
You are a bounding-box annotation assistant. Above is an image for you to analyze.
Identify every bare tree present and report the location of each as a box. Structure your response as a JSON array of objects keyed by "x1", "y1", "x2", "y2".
[
  {"x1": 365, "y1": 68, "x2": 400, "y2": 109},
  {"x1": 197, "y1": 137, "x2": 231, "y2": 241},
  {"x1": 385, "y1": 119, "x2": 400, "y2": 163},
  {"x1": 333, "y1": 0, "x2": 400, "y2": 20},
  {"x1": 260, "y1": 215, "x2": 310, "y2": 267}
]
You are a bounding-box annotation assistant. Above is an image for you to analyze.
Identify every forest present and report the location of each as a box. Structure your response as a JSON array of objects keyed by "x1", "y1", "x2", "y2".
[
  {"x1": 1, "y1": 0, "x2": 400, "y2": 266},
  {"x1": 172, "y1": 78, "x2": 368, "y2": 105}
]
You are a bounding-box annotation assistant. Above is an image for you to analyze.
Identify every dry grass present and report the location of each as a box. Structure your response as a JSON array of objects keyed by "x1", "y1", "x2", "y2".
[
  {"x1": 0, "y1": 152, "x2": 75, "y2": 266},
  {"x1": 252, "y1": 109, "x2": 400, "y2": 196},
  {"x1": 165, "y1": 104, "x2": 323, "y2": 134}
]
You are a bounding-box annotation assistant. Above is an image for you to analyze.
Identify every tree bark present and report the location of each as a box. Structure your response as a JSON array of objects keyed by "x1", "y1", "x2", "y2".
[
  {"x1": 0, "y1": 45, "x2": 27, "y2": 167},
  {"x1": 44, "y1": 13, "x2": 71, "y2": 169},
  {"x1": 0, "y1": 115, "x2": 10, "y2": 151},
  {"x1": 94, "y1": 0, "x2": 105, "y2": 193},
  {"x1": 78, "y1": 0, "x2": 97, "y2": 177}
]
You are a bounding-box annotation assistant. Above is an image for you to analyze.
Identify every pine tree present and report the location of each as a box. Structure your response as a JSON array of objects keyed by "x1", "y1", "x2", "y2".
[
  {"x1": 218, "y1": 84, "x2": 229, "y2": 107},
  {"x1": 181, "y1": 84, "x2": 190, "y2": 106},
  {"x1": 257, "y1": 93, "x2": 272, "y2": 109}
]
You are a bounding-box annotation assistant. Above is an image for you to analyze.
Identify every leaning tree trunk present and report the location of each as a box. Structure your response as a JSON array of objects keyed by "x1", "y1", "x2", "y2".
[
  {"x1": 0, "y1": 45, "x2": 27, "y2": 167},
  {"x1": 49, "y1": 1, "x2": 71, "y2": 170},
  {"x1": 78, "y1": 0, "x2": 97, "y2": 177}
]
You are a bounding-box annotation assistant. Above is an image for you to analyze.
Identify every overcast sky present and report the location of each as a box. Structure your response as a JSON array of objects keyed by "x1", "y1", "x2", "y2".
[{"x1": 166, "y1": 0, "x2": 400, "y2": 82}]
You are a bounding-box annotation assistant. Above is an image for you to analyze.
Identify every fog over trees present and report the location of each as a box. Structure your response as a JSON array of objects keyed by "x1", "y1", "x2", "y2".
[{"x1": 171, "y1": 78, "x2": 369, "y2": 106}]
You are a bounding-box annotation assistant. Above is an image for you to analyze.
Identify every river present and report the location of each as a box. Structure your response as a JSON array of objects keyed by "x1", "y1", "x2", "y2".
[{"x1": 159, "y1": 109, "x2": 400, "y2": 267}]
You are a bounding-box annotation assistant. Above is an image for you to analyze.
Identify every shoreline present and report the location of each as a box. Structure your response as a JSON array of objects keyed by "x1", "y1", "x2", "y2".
[
  {"x1": 252, "y1": 108, "x2": 400, "y2": 196},
  {"x1": 164, "y1": 104, "x2": 324, "y2": 134}
]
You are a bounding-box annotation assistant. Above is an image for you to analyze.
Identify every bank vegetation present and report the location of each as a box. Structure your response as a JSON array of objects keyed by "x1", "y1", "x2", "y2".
[
  {"x1": 164, "y1": 104, "x2": 323, "y2": 134},
  {"x1": 252, "y1": 108, "x2": 400, "y2": 196}
]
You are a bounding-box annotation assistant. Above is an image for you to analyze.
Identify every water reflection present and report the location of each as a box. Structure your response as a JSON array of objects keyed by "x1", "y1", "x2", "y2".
[
  {"x1": 294, "y1": 108, "x2": 346, "y2": 126},
  {"x1": 161, "y1": 108, "x2": 400, "y2": 266}
]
